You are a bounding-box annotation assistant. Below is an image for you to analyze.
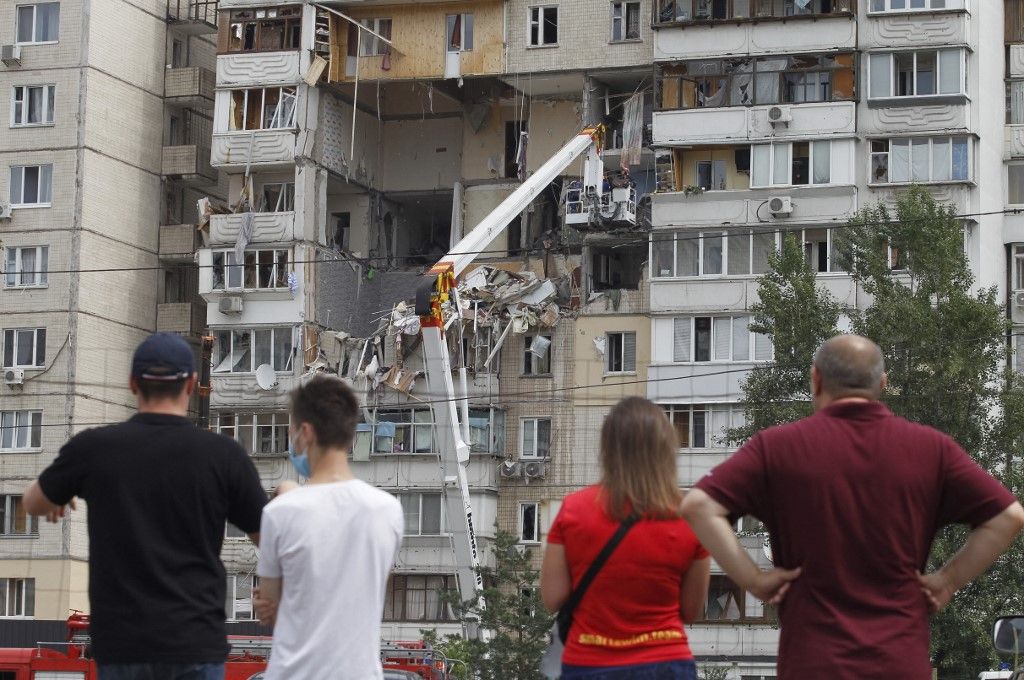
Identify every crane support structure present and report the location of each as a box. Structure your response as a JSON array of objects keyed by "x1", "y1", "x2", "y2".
[{"x1": 414, "y1": 126, "x2": 605, "y2": 623}]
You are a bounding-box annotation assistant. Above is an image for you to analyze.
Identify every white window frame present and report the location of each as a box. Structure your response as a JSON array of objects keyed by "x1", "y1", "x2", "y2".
[
  {"x1": 211, "y1": 248, "x2": 290, "y2": 291},
  {"x1": 520, "y1": 417, "x2": 551, "y2": 459},
  {"x1": 224, "y1": 522, "x2": 247, "y2": 540},
  {"x1": 663, "y1": 403, "x2": 744, "y2": 450},
  {"x1": 226, "y1": 574, "x2": 259, "y2": 621},
  {"x1": 522, "y1": 334, "x2": 552, "y2": 375},
  {"x1": 867, "y1": 49, "x2": 965, "y2": 100},
  {"x1": 4, "y1": 246, "x2": 49, "y2": 288},
  {"x1": 652, "y1": 230, "x2": 782, "y2": 279},
  {"x1": 751, "y1": 141, "x2": 831, "y2": 188},
  {"x1": 15, "y1": 3, "x2": 59, "y2": 45},
  {"x1": 519, "y1": 502, "x2": 541, "y2": 543},
  {"x1": 671, "y1": 315, "x2": 773, "y2": 363},
  {"x1": 397, "y1": 492, "x2": 444, "y2": 536},
  {"x1": 359, "y1": 17, "x2": 393, "y2": 56},
  {"x1": 1014, "y1": 245, "x2": 1024, "y2": 291},
  {"x1": 9, "y1": 164, "x2": 53, "y2": 207},
  {"x1": 0, "y1": 411, "x2": 43, "y2": 451},
  {"x1": 528, "y1": 5, "x2": 559, "y2": 47},
  {"x1": 0, "y1": 495, "x2": 38, "y2": 537},
  {"x1": 868, "y1": 0, "x2": 952, "y2": 14},
  {"x1": 11, "y1": 85, "x2": 56, "y2": 127},
  {"x1": 0, "y1": 578, "x2": 34, "y2": 618},
  {"x1": 868, "y1": 136, "x2": 971, "y2": 185},
  {"x1": 212, "y1": 327, "x2": 294, "y2": 374},
  {"x1": 605, "y1": 331, "x2": 637, "y2": 374},
  {"x1": 1016, "y1": 332, "x2": 1024, "y2": 375},
  {"x1": 214, "y1": 411, "x2": 290, "y2": 456},
  {"x1": 446, "y1": 13, "x2": 474, "y2": 52},
  {"x1": 228, "y1": 87, "x2": 297, "y2": 131},
  {"x1": 3, "y1": 328, "x2": 45, "y2": 369},
  {"x1": 371, "y1": 408, "x2": 434, "y2": 454},
  {"x1": 610, "y1": 1, "x2": 641, "y2": 42}
]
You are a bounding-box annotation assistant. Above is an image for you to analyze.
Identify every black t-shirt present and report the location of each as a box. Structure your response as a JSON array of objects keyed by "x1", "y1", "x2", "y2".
[{"x1": 38, "y1": 413, "x2": 267, "y2": 664}]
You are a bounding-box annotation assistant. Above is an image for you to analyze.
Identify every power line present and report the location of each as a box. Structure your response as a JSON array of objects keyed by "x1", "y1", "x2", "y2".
[{"x1": 5, "y1": 208, "x2": 1018, "y2": 277}]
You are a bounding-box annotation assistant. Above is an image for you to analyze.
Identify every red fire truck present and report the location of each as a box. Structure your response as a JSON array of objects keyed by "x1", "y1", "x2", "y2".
[{"x1": 0, "y1": 615, "x2": 450, "y2": 680}]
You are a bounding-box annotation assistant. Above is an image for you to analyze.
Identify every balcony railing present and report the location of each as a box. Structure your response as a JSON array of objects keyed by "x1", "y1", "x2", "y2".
[
  {"x1": 167, "y1": 0, "x2": 218, "y2": 31},
  {"x1": 156, "y1": 302, "x2": 206, "y2": 335},
  {"x1": 159, "y1": 224, "x2": 200, "y2": 261},
  {"x1": 165, "y1": 66, "x2": 216, "y2": 109},
  {"x1": 655, "y1": 0, "x2": 854, "y2": 25}
]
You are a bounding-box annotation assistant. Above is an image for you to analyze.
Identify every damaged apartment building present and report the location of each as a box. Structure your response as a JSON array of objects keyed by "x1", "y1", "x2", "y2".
[{"x1": 196, "y1": 0, "x2": 662, "y2": 642}]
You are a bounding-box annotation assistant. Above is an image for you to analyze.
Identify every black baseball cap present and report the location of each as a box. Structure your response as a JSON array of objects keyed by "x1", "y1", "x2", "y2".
[{"x1": 131, "y1": 333, "x2": 195, "y2": 381}]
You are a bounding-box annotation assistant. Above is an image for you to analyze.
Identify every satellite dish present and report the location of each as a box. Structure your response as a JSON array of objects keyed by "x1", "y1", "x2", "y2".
[{"x1": 255, "y1": 364, "x2": 278, "y2": 391}]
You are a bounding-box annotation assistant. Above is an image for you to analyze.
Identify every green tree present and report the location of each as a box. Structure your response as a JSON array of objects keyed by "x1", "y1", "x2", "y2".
[
  {"x1": 432, "y1": 529, "x2": 555, "y2": 680},
  {"x1": 736, "y1": 186, "x2": 1023, "y2": 678},
  {"x1": 731, "y1": 232, "x2": 841, "y2": 442}
]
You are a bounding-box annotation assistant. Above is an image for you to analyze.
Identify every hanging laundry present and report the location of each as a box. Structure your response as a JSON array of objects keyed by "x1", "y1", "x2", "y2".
[
  {"x1": 234, "y1": 212, "x2": 254, "y2": 264},
  {"x1": 516, "y1": 131, "x2": 529, "y2": 180},
  {"x1": 621, "y1": 92, "x2": 644, "y2": 169}
]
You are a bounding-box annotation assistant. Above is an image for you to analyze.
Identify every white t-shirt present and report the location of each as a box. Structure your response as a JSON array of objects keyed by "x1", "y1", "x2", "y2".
[{"x1": 257, "y1": 479, "x2": 403, "y2": 680}]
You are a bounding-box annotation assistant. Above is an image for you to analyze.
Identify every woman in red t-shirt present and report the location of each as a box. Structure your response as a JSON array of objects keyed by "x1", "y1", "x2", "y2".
[{"x1": 541, "y1": 397, "x2": 710, "y2": 680}]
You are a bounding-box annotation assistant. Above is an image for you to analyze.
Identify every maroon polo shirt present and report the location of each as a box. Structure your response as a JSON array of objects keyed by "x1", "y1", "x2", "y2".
[{"x1": 695, "y1": 400, "x2": 1017, "y2": 680}]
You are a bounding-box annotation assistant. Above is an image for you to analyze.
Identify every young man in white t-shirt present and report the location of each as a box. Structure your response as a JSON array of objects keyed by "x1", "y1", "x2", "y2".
[{"x1": 254, "y1": 375, "x2": 403, "y2": 680}]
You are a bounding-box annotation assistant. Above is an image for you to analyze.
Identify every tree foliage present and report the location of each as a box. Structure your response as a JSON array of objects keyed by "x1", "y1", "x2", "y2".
[
  {"x1": 431, "y1": 530, "x2": 554, "y2": 680},
  {"x1": 738, "y1": 186, "x2": 1023, "y2": 679}
]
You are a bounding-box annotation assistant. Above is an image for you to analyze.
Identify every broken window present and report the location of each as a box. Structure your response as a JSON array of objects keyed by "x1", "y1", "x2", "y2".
[
  {"x1": 523, "y1": 335, "x2": 552, "y2": 375},
  {"x1": 11, "y1": 85, "x2": 55, "y2": 126},
  {"x1": 803, "y1": 228, "x2": 829, "y2": 272},
  {"x1": 16, "y1": 3, "x2": 59, "y2": 43},
  {"x1": 611, "y1": 1, "x2": 641, "y2": 41},
  {"x1": 212, "y1": 327, "x2": 293, "y2": 373},
  {"x1": 224, "y1": 7, "x2": 302, "y2": 52},
  {"x1": 446, "y1": 13, "x2": 474, "y2": 52},
  {"x1": 606, "y1": 331, "x2": 637, "y2": 373},
  {"x1": 9, "y1": 164, "x2": 52, "y2": 207},
  {"x1": 225, "y1": 574, "x2": 258, "y2": 621},
  {"x1": 216, "y1": 412, "x2": 289, "y2": 455},
  {"x1": 869, "y1": 136, "x2": 969, "y2": 184},
  {"x1": 591, "y1": 244, "x2": 644, "y2": 291},
  {"x1": 5, "y1": 246, "x2": 48, "y2": 288},
  {"x1": 261, "y1": 183, "x2": 294, "y2": 212},
  {"x1": 519, "y1": 503, "x2": 540, "y2": 543},
  {"x1": 212, "y1": 249, "x2": 289, "y2": 290},
  {"x1": 383, "y1": 575, "x2": 456, "y2": 622},
  {"x1": 869, "y1": 49, "x2": 963, "y2": 99},
  {"x1": 663, "y1": 404, "x2": 745, "y2": 449},
  {"x1": 529, "y1": 6, "x2": 558, "y2": 46},
  {"x1": 521, "y1": 418, "x2": 551, "y2": 459},
  {"x1": 359, "y1": 17, "x2": 393, "y2": 56},
  {"x1": 696, "y1": 160, "x2": 727, "y2": 191},
  {"x1": 372, "y1": 409, "x2": 434, "y2": 454},
  {"x1": 331, "y1": 212, "x2": 351, "y2": 251},
  {"x1": 0, "y1": 410, "x2": 42, "y2": 451},
  {"x1": 2, "y1": 328, "x2": 45, "y2": 369},
  {"x1": 228, "y1": 87, "x2": 297, "y2": 131},
  {"x1": 663, "y1": 0, "x2": 850, "y2": 22},
  {"x1": 657, "y1": 54, "x2": 855, "y2": 110}
]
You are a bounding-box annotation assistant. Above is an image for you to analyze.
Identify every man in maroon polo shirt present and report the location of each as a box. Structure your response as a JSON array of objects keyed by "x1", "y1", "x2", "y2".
[{"x1": 680, "y1": 334, "x2": 1024, "y2": 680}]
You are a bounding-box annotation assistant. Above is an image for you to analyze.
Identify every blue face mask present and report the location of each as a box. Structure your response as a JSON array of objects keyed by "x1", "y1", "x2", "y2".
[{"x1": 288, "y1": 436, "x2": 311, "y2": 478}]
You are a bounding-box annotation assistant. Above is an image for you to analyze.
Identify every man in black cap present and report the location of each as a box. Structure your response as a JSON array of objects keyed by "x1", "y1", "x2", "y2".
[{"x1": 24, "y1": 332, "x2": 267, "y2": 680}]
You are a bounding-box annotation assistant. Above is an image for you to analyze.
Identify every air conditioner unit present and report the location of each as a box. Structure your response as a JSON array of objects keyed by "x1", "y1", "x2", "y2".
[
  {"x1": 768, "y1": 196, "x2": 794, "y2": 215},
  {"x1": 1015, "y1": 291, "x2": 1024, "y2": 308},
  {"x1": 218, "y1": 296, "x2": 244, "y2": 314},
  {"x1": 766, "y1": 105, "x2": 792, "y2": 124},
  {"x1": 4, "y1": 368, "x2": 25, "y2": 386},
  {"x1": 1, "y1": 45, "x2": 22, "y2": 67},
  {"x1": 0, "y1": 201, "x2": 11, "y2": 220},
  {"x1": 523, "y1": 461, "x2": 546, "y2": 479},
  {"x1": 499, "y1": 461, "x2": 523, "y2": 478}
]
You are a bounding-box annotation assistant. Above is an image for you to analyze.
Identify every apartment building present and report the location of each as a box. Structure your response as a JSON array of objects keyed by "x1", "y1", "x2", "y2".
[
  {"x1": 0, "y1": 0, "x2": 223, "y2": 620},
  {"x1": 649, "y1": 0, "x2": 1011, "y2": 675}
]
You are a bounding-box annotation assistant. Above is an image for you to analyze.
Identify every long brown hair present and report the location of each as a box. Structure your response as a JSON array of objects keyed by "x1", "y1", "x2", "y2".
[{"x1": 599, "y1": 397, "x2": 682, "y2": 521}]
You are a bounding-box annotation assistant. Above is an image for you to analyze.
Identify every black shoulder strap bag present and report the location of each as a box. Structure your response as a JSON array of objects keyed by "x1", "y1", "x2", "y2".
[
  {"x1": 556, "y1": 514, "x2": 639, "y2": 643},
  {"x1": 540, "y1": 515, "x2": 639, "y2": 678}
]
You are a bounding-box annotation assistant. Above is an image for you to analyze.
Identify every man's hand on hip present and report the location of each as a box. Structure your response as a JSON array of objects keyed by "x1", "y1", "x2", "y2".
[
  {"x1": 917, "y1": 570, "x2": 955, "y2": 614},
  {"x1": 747, "y1": 567, "x2": 802, "y2": 605}
]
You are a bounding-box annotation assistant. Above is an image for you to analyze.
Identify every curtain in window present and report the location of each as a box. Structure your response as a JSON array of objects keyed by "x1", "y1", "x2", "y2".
[
  {"x1": 931, "y1": 137, "x2": 951, "y2": 181},
  {"x1": 732, "y1": 316, "x2": 751, "y2": 361},
  {"x1": 812, "y1": 141, "x2": 830, "y2": 184},
  {"x1": 938, "y1": 49, "x2": 960, "y2": 94},
  {"x1": 673, "y1": 318, "x2": 691, "y2": 362},
  {"x1": 713, "y1": 317, "x2": 732, "y2": 360},
  {"x1": 951, "y1": 137, "x2": 968, "y2": 180},
  {"x1": 890, "y1": 140, "x2": 910, "y2": 182},
  {"x1": 869, "y1": 54, "x2": 891, "y2": 99},
  {"x1": 911, "y1": 138, "x2": 929, "y2": 181}
]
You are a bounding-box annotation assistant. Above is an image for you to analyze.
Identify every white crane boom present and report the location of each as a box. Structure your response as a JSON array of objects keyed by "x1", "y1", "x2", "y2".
[{"x1": 414, "y1": 127, "x2": 605, "y2": 628}]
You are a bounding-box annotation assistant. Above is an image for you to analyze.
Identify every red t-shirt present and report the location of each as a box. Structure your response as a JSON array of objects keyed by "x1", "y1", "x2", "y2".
[
  {"x1": 546, "y1": 484, "x2": 709, "y2": 667},
  {"x1": 695, "y1": 401, "x2": 1018, "y2": 680}
]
